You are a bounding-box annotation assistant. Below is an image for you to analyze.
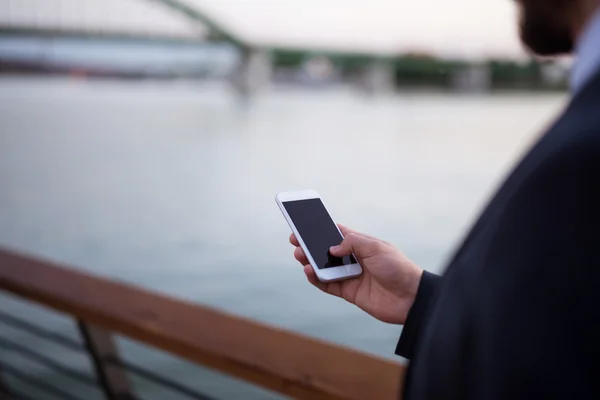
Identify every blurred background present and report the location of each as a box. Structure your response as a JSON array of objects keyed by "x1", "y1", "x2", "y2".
[{"x1": 0, "y1": 0, "x2": 569, "y2": 398}]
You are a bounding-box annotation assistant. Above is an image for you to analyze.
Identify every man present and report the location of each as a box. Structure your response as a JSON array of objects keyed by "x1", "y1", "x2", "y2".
[{"x1": 289, "y1": 0, "x2": 600, "y2": 398}]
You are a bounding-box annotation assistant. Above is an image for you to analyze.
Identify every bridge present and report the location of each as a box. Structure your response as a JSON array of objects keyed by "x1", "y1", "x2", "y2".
[
  {"x1": 0, "y1": 0, "x2": 247, "y2": 45},
  {"x1": 0, "y1": 0, "x2": 564, "y2": 93},
  {"x1": 0, "y1": 0, "x2": 407, "y2": 93}
]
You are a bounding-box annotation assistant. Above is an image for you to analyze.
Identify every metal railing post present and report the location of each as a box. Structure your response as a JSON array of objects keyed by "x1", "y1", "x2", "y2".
[{"x1": 78, "y1": 322, "x2": 134, "y2": 400}]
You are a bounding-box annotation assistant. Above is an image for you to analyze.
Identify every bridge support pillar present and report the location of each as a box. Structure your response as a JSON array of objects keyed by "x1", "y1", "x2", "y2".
[
  {"x1": 229, "y1": 47, "x2": 272, "y2": 97},
  {"x1": 358, "y1": 60, "x2": 395, "y2": 95}
]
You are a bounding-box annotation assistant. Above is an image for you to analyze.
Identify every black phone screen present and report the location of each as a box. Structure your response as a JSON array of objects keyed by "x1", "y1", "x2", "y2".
[{"x1": 283, "y1": 199, "x2": 357, "y2": 269}]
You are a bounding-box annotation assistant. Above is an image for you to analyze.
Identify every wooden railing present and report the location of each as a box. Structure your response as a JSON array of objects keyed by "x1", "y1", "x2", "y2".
[{"x1": 0, "y1": 248, "x2": 405, "y2": 400}]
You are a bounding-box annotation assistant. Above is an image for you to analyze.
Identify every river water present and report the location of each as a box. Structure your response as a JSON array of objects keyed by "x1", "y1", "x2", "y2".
[{"x1": 0, "y1": 77, "x2": 566, "y2": 399}]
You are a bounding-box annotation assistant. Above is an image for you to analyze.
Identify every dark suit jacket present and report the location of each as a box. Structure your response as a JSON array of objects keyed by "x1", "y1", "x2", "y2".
[{"x1": 396, "y1": 70, "x2": 600, "y2": 399}]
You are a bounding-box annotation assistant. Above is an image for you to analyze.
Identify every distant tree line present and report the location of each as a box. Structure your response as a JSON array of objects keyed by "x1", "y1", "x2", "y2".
[{"x1": 271, "y1": 49, "x2": 568, "y2": 91}]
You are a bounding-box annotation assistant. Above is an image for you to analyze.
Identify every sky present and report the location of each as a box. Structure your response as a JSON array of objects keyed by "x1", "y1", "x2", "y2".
[
  {"x1": 0, "y1": 0, "x2": 527, "y2": 59},
  {"x1": 195, "y1": 0, "x2": 525, "y2": 58}
]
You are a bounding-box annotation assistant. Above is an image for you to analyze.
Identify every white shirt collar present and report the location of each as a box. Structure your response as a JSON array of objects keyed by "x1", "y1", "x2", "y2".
[{"x1": 571, "y1": 8, "x2": 600, "y2": 93}]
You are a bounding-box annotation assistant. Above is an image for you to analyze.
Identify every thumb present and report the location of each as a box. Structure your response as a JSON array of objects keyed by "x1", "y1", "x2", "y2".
[{"x1": 329, "y1": 233, "x2": 374, "y2": 258}]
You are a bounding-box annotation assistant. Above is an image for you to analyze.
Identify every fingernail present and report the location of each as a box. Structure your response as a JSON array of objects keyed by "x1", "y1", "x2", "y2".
[{"x1": 329, "y1": 245, "x2": 340, "y2": 252}]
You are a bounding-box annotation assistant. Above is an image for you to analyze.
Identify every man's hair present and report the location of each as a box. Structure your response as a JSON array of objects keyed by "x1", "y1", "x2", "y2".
[{"x1": 519, "y1": 0, "x2": 575, "y2": 56}]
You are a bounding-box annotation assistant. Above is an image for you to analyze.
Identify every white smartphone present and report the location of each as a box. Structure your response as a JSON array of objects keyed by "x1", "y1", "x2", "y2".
[{"x1": 276, "y1": 190, "x2": 363, "y2": 283}]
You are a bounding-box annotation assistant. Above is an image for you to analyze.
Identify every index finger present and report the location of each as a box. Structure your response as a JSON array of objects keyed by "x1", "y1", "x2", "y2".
[
  {"x1": 339, "y1": 224, "x2": 390, "y2": 245},
  {"x1": 338, "y1": 224, "x2": 356, "y2": 236},
  {"x1": 289, "y1": 233, "x2": 299, "y2": 246}
]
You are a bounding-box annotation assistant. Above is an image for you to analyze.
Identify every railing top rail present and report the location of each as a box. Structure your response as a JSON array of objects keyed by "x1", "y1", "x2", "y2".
[{"x1": 0, "y1": 248, "x2": 404, "y2": 400}]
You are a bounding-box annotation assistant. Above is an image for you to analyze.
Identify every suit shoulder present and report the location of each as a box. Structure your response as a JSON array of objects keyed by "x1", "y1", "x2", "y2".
[
  {"x1": 556, "y1": 97, "x2": 600, "y2": 147},
  {"x1": 537, "y1": 109, "x2": 600, "y2": 173}
]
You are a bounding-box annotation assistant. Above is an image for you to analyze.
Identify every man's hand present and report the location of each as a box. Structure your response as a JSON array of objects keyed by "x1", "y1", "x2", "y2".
[{"x1": 290, "y1": 225, "x2": 423, "y2": 325}]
